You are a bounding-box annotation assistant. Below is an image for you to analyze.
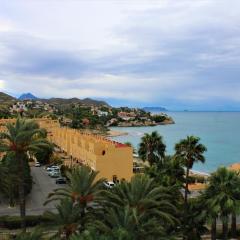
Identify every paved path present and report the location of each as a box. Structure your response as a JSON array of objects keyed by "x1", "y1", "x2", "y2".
[{"x1": 0, "y1": 166, "x2": 63, "y2": 216}]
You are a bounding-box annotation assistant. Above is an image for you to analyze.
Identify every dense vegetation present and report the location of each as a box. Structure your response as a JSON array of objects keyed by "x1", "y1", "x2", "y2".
[
  {"x1": 0, "y1": 118, "x2": 51, "y2": 230},
  {"x1": 1, "y1": 120, "x2": 240, "y2": 239},
  {"x1": 0, "y1": 153, "x2": 32, "y2": 207}
]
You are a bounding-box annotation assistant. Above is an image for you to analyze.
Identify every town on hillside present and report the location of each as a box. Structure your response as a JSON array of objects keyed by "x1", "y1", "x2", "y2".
[{"x1": 0, "y1": 92, "x2": 174, "y2": 134}]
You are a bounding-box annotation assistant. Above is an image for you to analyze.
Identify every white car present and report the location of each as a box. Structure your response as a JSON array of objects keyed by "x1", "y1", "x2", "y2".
[
  {"x1": 48, "y1": 168, "x2": 60, "y2": 176},
  {"x1": 49, "y1": 171, "x2": 60, "y2": 178},
  {"x1": 47, "y1": 165, "x2": 60, "y2": 171},
  {"x1": 103, "y1": 181, "x2": 115, "y2": 189},
  {"x1": 35, "y1": 162, "x2": 41, "y2": 167}
]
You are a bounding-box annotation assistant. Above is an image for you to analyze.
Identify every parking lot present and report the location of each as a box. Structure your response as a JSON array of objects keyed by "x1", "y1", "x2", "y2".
[{"x1": 0, "y1": 166, "x2": 64, "y2": 216}]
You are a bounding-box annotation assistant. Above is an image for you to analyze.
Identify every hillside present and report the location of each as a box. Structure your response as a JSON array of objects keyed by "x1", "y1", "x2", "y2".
[
  {"x1": 0, "y1": 92, "x2": 16, "y2": 103},
  {"x1": 81, "y1": 98, "x2": 109, "y2": 106},
  {"x1": 0, "y1": 91, "x2": 109, "y2": 108},
  {"x1": 42, "y1": 97, "x2": 109, "y2": 107}
]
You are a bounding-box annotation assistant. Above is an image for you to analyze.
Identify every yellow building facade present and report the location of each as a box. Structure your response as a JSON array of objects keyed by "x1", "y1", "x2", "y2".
[{"x1": 0, "y1": 118, "x2": 133, "y2": 181}]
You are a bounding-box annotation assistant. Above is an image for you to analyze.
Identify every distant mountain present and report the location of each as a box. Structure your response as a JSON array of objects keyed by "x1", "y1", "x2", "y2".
[
  {"x1": 19, "y1": 93, "x2": 38, "y2": 100},
  {"x1": 42, "y1": 97, "x2": 110, "y2": 107},
  {"x1": 81, "y1": 98, "x2": 109, "y2": 106},
  {"x1": 0, "y1": 91, "x2": 109, "y2": 107},
  {"x1": 143, "y1": 107, "x2": 168, "y2": 112},
  {"x1": 0, "y1": 92, "x2": 16, "y2": 103}
]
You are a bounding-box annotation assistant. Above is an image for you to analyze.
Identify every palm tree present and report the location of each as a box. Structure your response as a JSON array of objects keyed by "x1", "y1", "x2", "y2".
[
  {"x1": 94, "y1": 205, "x2": 169, "y2": 240},
  {"x1": 101, "y1": 174, "x2": 177, "y2": 238},
  {"x1": 44, "y1": 198, "x2": 82, "y2": 239},
  {"x1": 182, "y1": 198, "x2": 208, "y2": 240},
  {"x1": 69, "y1": 232, "x2": 108, "y2": 240},
  {"x1": 45, "y1": 166, "x2": 105, "y2": 232},
  {"x1": 15, "y1": 229, "x2": 43, "y2": 240},
  {"x1": 174, "y1": 136, "x2": 207, "y2": 204},
  {"x1": 138, "y1": 131, "x2": 166, "y2": 166},
  {"x1": 0, "y1": 118, "x2": 51, "y2": 230},
  {"x1": 0, "y1": 163, "x2": 8, "y2": 198},
  {"x1": 204, "y1": 167, "x2": 240, "y2": 240},
  {"x1": 146, "y1": 155, "x2": 185, "y2": 188}
]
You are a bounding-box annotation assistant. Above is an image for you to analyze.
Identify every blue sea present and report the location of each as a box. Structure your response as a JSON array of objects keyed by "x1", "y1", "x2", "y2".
[{"x1": 110, "y1": 112, "x2": 240, "y2": 173}]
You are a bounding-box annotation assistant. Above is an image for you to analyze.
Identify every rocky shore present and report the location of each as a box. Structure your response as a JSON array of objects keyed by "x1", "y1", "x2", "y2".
[{"x1": 116, "y1": 117, "x2": 175, "y2": 127}]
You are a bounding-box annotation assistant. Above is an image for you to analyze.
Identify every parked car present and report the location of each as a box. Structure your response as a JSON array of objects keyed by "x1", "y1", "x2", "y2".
[
  {"x1": 50, "y1": 171, "x2": 60, "y2": 178},
  {"x1": 47, "y1": 165, "x2": 60, "y2": 171},
  {"x1": 103, "y1": 181, "x2": 115, "y2": 189},
  {"x1": 46, "y1": 166, "x2": 54, "y2": 171},
  {"x1": 48, "y1": 169, "x2": 60, "y2": 176},
  {"x1": 56, "y1": 177, "x2": 67, "y2": 184},
  {"x1": 35, "y1": 162, "x2": 41, "y2": 167}
]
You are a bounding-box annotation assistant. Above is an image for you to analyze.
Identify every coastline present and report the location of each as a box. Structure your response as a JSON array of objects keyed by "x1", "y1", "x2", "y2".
[{"x1": 107, "y1": 129, "x2": 128, "y2": 137}]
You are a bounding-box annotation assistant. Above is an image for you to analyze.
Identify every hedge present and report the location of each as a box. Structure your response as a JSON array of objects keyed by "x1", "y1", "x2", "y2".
[{"x1": 0, "y1": 215, "x2": 51, "y2": 229}]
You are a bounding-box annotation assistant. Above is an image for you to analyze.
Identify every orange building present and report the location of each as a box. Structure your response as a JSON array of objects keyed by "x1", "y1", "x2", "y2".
[{"x1": 0, "y1": 118, "x2": 133, "y2": 182}]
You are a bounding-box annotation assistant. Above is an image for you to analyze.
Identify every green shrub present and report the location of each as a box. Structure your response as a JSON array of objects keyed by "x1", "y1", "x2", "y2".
[{"x1": 0, "y1": 215, "x2": 51, "y2": 229}]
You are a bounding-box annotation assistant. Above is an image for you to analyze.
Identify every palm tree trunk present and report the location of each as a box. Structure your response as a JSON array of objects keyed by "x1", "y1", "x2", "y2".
[
  {"x1": 211, "y1": 217, "x2": 216, "y2": 240},
  {"x1": 18, "y1": 156, "x2": 26, "y2": 231},
  {"x1": 222, "y1": 216, "x2": 228, "y2": 240},
  {"x1": 184, "y1": 167, "x2": 190, "y2": 205},
  {"x1": 231, "y1": 212, "x2": 237, "y2": 238}
]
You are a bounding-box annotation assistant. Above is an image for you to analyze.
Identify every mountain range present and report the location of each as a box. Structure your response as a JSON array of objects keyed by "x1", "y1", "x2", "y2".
[{"x1": 0, "y1": 92, "x2": 109, "y2": 107}]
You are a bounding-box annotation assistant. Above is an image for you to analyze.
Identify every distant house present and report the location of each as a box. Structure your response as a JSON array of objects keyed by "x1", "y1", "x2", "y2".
[
  {"x1": 118, "y1": 111, "x2": 136, "y2": 121},
  {"x1": 97, "y1": 110, "x2": 109, "y2": 117}
]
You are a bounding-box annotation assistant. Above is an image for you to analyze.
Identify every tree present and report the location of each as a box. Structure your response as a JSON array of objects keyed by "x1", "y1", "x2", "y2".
[
  {"x1": 44, "y1": 198, "x2": 82, "y2": 239},
  {"x1": 146, "y1": 155, "x2": 185, "y2": 188},
  {"x1": 204, "y1": 167, "x2": 240, "y2": 240},
  {"x1": 34, "y1": 143, "x2": 54, "y2": 165},
  {"x1": 45, "y1": 166, "x2": 105, "y2": 233},
  {"x1": 138, "y1": 131, "x2": 166, "y2": 166},
  {"x1": 0, "y1": 118, "x2": 51, "y2": 230},
  {"x1": 69, "y1": 230, "x2": 113, "y2": 240},
  {"x1": 0, "y1": 163, "x2": 9, "y2": 202},
  {"x1": 101, "y1": 174, "x2": 178, "y2": 239},
  {"x1": 174, "y1": 136, "x2": 207, "y2": 205},
  {"x1": 182, "y1": 198, "x2": 208, "y2": 240},
  {"x1": 95, "y1": 205, "x2": 168, "y2": 240},
  {"x1": 1, "y1": 153, "x2": 32, "y2": 207}
]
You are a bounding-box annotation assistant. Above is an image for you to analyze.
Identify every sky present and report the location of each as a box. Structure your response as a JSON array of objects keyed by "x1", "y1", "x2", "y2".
[{"x1": 0, "y1": 0, "x2": 240, "y2": 111}]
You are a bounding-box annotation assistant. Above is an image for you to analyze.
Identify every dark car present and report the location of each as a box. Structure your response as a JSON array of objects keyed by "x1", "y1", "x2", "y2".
[{"x1": 56, "y1": 177, "x2": 67, "y2": 184}]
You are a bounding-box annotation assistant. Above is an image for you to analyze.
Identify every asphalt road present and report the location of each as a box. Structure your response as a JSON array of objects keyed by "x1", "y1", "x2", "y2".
[{"x1": 0, "y1": 166, "x2": 63, "y2": 216}]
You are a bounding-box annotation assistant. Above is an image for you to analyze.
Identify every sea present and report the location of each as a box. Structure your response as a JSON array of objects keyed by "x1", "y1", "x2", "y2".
[{"x1": 110, "y1": 112, "x2": 240, "y2": 173}]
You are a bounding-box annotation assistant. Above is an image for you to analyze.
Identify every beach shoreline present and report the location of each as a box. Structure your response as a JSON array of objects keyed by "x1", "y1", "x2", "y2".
[{"x1": 107, "y1": 129, "x2": 128, "y2": 137}]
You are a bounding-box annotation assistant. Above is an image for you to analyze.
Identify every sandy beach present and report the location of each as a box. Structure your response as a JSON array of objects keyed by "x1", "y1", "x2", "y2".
[{"x1": 107, "y1": 129, "x2": 128, "y2": 137}]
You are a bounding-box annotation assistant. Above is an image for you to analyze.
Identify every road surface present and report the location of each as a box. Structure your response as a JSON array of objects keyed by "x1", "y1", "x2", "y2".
[{"x1": 0, "y1": 166, "x2": 63, "y2": 216}]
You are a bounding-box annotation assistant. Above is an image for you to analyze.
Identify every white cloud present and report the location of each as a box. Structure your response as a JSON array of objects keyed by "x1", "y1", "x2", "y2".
[{"x1": 0, "y1": 0, "x2": 240, "y2": 109}]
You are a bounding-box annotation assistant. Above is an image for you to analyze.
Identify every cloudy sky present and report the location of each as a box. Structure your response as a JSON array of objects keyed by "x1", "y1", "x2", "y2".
[{"x1": 0, "y1": 0, "x2": 240, "y2": 110}]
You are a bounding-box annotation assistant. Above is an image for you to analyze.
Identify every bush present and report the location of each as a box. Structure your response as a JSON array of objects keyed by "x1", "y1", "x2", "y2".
[
  {"x1": 0, "y1": 215, "x2": 51, "y2": 229},
  {"x1": 151, "y1": 115, "x2": 166, "y2": 123}
]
